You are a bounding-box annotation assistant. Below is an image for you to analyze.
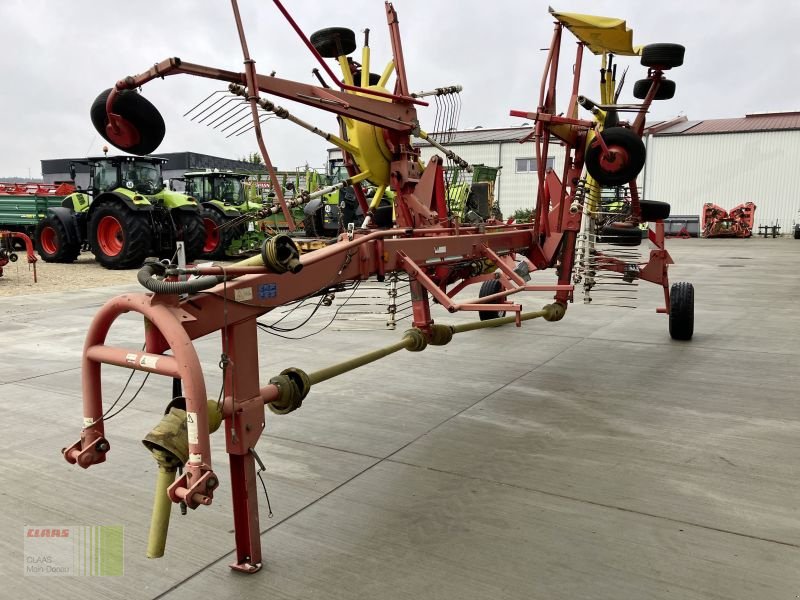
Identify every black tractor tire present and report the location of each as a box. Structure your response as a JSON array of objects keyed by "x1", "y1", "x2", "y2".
[
  {"x1": 303, "y1": 211, "x2": 324, "y2": 237},
  {"x1": 90, "y1": 88, "x2": 166, "y2": 155},
  {"x1": 794, "y1": 227, "x2": 800, "y2": 240},
  {"x1": 585, "y1": 127, "x2": 646, "y2": 187},
  {"x1": 639, "y1": 199, "x2": 671, "y2": 221},
  {"x1": 199, "y1": 206, "x2": 239, "y2": 260},
  {"x1": 173, "y1": 211, "x2": 206, "y2": 263},
  {"x1": 35, "y1": 215, "x2": 80, "y2": 263},
  {"x1": 633, "y1": 78, "x2": 676, "y2": 100},
  {"x1": 640, "y1": 43, "x2": 685, "y2": 69},
  {"x1": 669, "y1": 282, "x2": 694, "y2": 340},
  {"x1": 89, "y1": 202, "x2": 153, "y2": 270},
  {"x1": 599, "y1": 224, "x2": 642, "y2": 246},
  {"x1": 310, "y1": 27, "x2": 357, "y2": 58},
  {"x1": 478, "y1": 278, "x2": 506, "y2": 321}
]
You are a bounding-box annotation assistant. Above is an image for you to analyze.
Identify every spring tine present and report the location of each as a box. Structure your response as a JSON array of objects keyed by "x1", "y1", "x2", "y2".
[
  {"x1": 197, "y1": 97, "x2": 242, "y2": 124},
  {"x1": 220, "y1": 110, "x2": 256, "y2": 133},
  {"x1": 183, "y1": 90, "x2": 227, "y2": 118},
  {"x1": 207, "y1": 103, "x2": 248, "y2": 128},
  {"x1": 189, "y1": 94, "x2": 231, "y2": 122},
  {"x1": 227, "y1": 114, "x2": 270, "y2": 139}
]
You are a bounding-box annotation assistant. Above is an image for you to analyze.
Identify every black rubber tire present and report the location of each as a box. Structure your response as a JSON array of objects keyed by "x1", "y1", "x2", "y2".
[
  {"x1": 200, "y1": 206, "x2": 238, "y2": 260},
  {"x1": 90, "y1": 88, "x2": 165, "y2": 155},
  {"x1": 89, "y1": 202, "x2": 153, "y2": 269},
  {"x1": 639, "y1": 199, "x2": 671, "y2": 221},
  {"x1": 373, "y1": 200, "x2": 394, "y2": 228},
  {"x1": 173, "y1": 211, "x2": 205, "y2": 263},
  {"x1": 599, "y1": 224, "x2": 642, "y2": 246},
  {"x1": 353, "y1": 71, "x2": 382, "y2": 87},
  {"x1": 640, "y1": 43, "x2": 685, "y2": 69},
  {"x1": 303, "y1": 211, "x2": 324, "y2": 237},
  {"x1": 310, "y1": 27, "x2": 357, "y2": 58},
  {"x1": 794, "y1": 227, "x2": 800, "y2": 240},
  {"x1": 669, "y1": 282, "x2": 694, "y2": 340},
  {"x1": 633, "y1": 78, "x2": 676, "y2": 100},
  {"x1": 585, "y1": 127, "x2": 646, "y2": 187},
  {"x1": 35, "y1": 215, "x2": 80, "y2": 263},
  {"x1": 478, "y1": 278, "x2": 506, "y2": 321}
]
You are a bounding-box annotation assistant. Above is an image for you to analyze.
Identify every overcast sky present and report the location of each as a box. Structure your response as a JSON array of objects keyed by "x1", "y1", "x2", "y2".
[{"x1": 1, "y1": 0, "x2": 797, "y2": 178}]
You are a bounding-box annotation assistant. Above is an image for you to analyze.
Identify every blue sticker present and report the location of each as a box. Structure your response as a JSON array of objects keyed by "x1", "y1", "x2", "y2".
[{"x1": 258, "y1": 283, "x2": 278, "y2": 299}]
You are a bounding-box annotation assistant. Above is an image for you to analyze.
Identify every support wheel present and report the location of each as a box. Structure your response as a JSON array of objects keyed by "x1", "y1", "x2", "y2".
[
  {"x1": 669, "y1": 282, "x2": 694, "y2": 340},
  {"x1": 90, "y1": 88, "x2": 165, "y2": 155},
  {"x1": 633, "y1": 78, "x2": 676, "y2": 100},
  {"x1": 310, "y1": 27, "x2": 357, "y2": 58},
  {"x1": 639, "y1": 199, "x2": 671, "y2": 221},
  {"x1": 89, "y1": 202, "x2": 153, "y2": 269},
  {"x1": 478, "y1": 278, "x2": 506, "y2": 321},
  {"x1": 640, "y1": 43, "x2": 685, "y2": 69},
  {"x1": 585, "y1": 127, "x2": 646, "y2": 187},
  {"x1": 35, "y1": 215, "x2": 80, "y2": 263}
]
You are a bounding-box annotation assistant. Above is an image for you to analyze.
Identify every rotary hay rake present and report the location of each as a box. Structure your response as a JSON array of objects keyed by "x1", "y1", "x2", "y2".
[{"x1": 62, "y1": 1, "x2": 693, "y2": 573}]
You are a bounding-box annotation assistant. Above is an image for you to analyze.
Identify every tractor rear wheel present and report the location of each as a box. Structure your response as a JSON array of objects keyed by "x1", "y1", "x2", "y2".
[
  {"x1": 585, "y1": 127, "x2": 646, "y2": 187},
  {"x1": 90, "y1": 88, "x2": 165, "y2": 155},
  {"x1": 310, "y1": 27, "x2": 357, "y2": 58},
  {"x1": 89, "y1": 202, "x2": 153, "y2": 269},
  {"x1": 640, "y1": 43, "x2": 685, "y2": 69},
  {"x1": 173, "y1": 211, "x2": 205, "y2": 263},
  {"x1": 35, "y1": 215, "x2": 80, "y2": 263},
  {"x1": 633, "y1": 78, "x2": 676, "y2": 100},
  {"x1": 478, "y1": 278, "x2": 506, "y2": 321},
  {"x1": 669, "y1": 282, "x2": 694, "y2": 340},
  {"x1": 303, "y1": 211, "x2": 324, "y2": 237},
  {"x1": 200, "y1": 207, "x2": 233, "y2": 260}
]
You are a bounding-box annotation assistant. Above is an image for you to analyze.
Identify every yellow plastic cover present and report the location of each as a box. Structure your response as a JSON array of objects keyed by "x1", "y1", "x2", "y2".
[{"x1": 549, "y1": 8, "x2": 641, "y2": 55}]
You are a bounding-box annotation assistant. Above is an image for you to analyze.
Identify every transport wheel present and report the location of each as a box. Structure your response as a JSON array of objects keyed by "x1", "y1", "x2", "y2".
[
  {"x1": 639, "y1": 199, "x2": 671, "y2": 221},
  {"x1": 478, "y1": 278, "x2": 506, "y2": 321},
  {"x1": 353, "y1": 71, "x2": 382, "y2": 87},
  {"x1": 633, "y1": 78, "x2": 676, "y2": 100},
  {"x1": 90, "y1": 88, "x2": 166, "y2": 155},
  {"x1": 640, "y1": 43, "x2": 685, "y2": 69},
  {"x1": 669, "y1": 282, "x2": 694, "y2": 340},
  {"x1": 173, "y1": 211, "x2": 205, "y2": 263},
  {"x1": 310, "y1": 27, "x2": 357, "y2": 58},
  {"x1": 599, "y1": 223, "x2": 642, "y2": 246},
  {"x1": 585, "y1": 127, "x2": 646, "y2": 187},
  {"x1": 35, "y1": 215, "x2": 80, "y2": 263},
  {"x1": 89, "y1": 202, "x2": 153, "y2": 269}
]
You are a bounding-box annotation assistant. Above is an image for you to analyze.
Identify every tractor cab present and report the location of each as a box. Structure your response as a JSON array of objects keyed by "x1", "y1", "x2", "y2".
[
  {"x1": 73, "y1": 156, "x2": 167, "y2": 197},
  {"x1": 184, "y1": 170, "x2": 250, "y2": 209}
]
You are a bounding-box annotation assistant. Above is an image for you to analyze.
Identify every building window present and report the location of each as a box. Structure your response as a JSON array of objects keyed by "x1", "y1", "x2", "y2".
[{"x1": 515, "y1": 157, "x2": 554, "y2": 173}]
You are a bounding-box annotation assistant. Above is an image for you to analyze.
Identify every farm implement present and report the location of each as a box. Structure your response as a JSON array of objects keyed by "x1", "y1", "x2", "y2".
[
  {"x1": 702, "y1": 202, "x2": 756, "y2": 238},
  {"x1": 63, "y1": 1, "x2": 692, "y2": 573},
  {"x1": 0, "y1": 230, "x2": 37, "y2": 281}
]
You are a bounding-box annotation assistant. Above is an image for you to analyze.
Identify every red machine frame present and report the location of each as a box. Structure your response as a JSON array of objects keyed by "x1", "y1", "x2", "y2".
[{"x1": 63, "y1": 1, "x2": 686, "y2": 573}]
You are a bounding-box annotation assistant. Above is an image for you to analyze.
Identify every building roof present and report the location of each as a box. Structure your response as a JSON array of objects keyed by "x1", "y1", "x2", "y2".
[{"x1": 654, "y1": 112, "x2": 800, "y2": 136}]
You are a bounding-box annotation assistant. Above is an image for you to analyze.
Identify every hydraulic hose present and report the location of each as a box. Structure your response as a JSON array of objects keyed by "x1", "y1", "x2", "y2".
[{"x1": 137, "y1": 263, "x2": 224, "y2": 295}]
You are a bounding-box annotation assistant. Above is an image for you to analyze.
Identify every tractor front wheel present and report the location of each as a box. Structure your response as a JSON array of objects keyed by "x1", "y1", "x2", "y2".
[
  {"x1": 89, "y1": 202, "x2": 153, "y2": 269},
  {"x1": 669, "y1": 282, "x2": 694, "y2": 340},
  {"x1": 35, "y1": 216, "x2": 80, "y2": 263}
]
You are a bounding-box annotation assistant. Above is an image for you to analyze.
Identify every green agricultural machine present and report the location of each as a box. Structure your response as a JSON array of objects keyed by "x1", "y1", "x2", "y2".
[
  {"x1": 446, "y1": 164, "x2": 503, "y2": 223},
  {"x1": 36, "y1": 155, "x2": 205, "y2": 269}
]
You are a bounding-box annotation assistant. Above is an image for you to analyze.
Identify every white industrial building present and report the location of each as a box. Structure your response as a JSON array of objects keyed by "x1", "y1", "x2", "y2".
[{"x1": 329, "y1": 113, "x2": 800, "y2": 232}]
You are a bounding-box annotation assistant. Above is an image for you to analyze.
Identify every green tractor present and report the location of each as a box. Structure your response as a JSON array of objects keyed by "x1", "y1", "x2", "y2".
[
  {"x1": 35, "y1": 155, "x2": 204, "y2": 269},
  {"x1": 445, "y1": 164, "x2": 503, "y2": 223},
  {"x1": 185, "y1": 169, "x2": 308, "y2": 259}
]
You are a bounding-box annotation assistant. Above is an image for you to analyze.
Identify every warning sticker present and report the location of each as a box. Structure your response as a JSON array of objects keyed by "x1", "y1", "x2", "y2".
[
  {"x1": 186, "y1": 412, "x2": 199, "y2": 445},
  {"x1": 234, "y1": 287, "x2": 254, "y2": 302},
  {"x1": 188, "y1": 453, "x2": 202, "y2": 464},
  {"x1": 139, "y1": 355, "x2": 159, "y2": 370},
  {"x1": 125, "y1": 353, "x2": 137, "y2": 365},
  {"x1": 83, "y1": 417, "x2": 94, "y2": 428}
]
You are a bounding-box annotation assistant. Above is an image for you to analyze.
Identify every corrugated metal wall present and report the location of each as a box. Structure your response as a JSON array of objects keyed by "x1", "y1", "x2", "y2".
[
  {"x1": 418, "y1": 140, "x2": 567, "y2": 218},
  {"x1": 643, "y1": 131, "x2": 800, "y2": 230}
]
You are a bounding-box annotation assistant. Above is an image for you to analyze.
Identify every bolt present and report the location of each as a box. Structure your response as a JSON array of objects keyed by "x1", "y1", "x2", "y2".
[{"x1": 207, "y1": 477, "x2": 218, "y2": 489}]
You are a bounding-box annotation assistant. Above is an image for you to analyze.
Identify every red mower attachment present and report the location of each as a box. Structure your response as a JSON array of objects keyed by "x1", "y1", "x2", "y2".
[
  {"x1": 702, "y1": 202, "x2": 756, "y2": 238},
  {"x1": 0, "y1": 231, "x2": 37, "y2": 282}
]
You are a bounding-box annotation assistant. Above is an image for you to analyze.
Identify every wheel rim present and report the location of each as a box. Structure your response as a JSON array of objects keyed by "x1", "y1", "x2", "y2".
[
  {"x1": 97, "y1": 215, "x2": 124, "y2": 256},
  {"x1": 203, "y1": 218, "x2": 220, "y2": 253},
  {"x1": 40, "y1": 226, "x2": 58, "y2": 255},
  {"x1": 598, "y1": 146, "x2": 630, "y2": 173}
]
